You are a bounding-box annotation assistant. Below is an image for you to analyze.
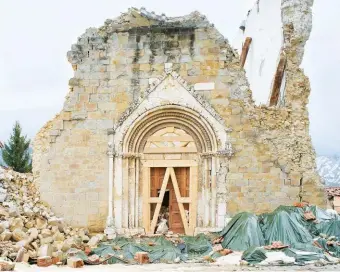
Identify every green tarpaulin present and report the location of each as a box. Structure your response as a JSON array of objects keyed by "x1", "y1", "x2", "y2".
[
  {"x1": 316, "y1": 220, "x2": 340, "y2": 239},
  {"x1": 241, "y1": 246, "x2": 267, "y2": 264},
  {"x1": 260, "y1": 206, "x2": 312, "y2": 245},
  {"x1": 219, "y1": 212, "x2": 265, "y2": 251}
]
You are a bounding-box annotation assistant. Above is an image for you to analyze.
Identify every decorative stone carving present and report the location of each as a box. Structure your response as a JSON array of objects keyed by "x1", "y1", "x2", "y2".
[
  {"x1": 116, "y1": 70, "x2": 225, "y2": 129},
  {"x1": 107, "y1": 142, "x2": 114, "y2": 158}
]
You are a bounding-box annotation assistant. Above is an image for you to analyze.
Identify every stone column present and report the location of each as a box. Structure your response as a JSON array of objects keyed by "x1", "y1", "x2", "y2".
[
  {"x1": 211, "y1": 156, "x2": 217, "y2": 227},
  {"x1": 104, "y1": 140, "x2": 117, "y2": 239},
  {"x1": 114, "y1": 156, "x2": 123, "y2": 229}
]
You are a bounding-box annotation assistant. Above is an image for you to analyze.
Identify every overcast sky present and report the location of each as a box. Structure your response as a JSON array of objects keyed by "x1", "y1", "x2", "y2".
[{"x1": 0, "y1": 0, "x2": 339, "y2": 156}]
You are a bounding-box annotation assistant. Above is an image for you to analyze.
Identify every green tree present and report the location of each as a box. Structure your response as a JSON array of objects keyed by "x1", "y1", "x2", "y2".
[{"x1": 2, "y1": 121, "x2": 32, "y2": 173}]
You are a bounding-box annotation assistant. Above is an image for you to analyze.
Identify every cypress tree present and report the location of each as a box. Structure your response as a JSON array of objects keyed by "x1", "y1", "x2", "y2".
[{"x1": 2, "y1": 121, "x2": 32, "y2": 173}]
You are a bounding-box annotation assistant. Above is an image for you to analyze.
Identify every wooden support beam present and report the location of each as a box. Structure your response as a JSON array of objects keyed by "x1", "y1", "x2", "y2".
[
  {"x1": 150, "y1": 168, "x2": 171, "y2": 234},
  {"x1": 144, "y1": 147, "x2": 197, "y2": 154},
  {"x1": 142, "y1": 160, "x2": 198, "y2": 167},
  {"x1": 142, "y1": 167, "x2": 150, "y2": 233},
  {"x1": 240, "y1": 37, "x2": 252, "y2": 68},
  {"x1": 269, "y1": 53, "x2": 287, "y2": 106}
]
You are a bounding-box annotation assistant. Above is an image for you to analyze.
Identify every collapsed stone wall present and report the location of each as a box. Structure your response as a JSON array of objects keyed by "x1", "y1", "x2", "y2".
[
  {"x1": 33, "y1": 2, "x2": 325, "y2": 231},
  {"x1": 0, "y1": 167, "x2": 98, "y2": 259}
]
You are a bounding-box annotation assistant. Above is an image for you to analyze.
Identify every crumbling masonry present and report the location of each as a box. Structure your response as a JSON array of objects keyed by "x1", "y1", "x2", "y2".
[{"x1": 33, "y1": 0, "x2": 325, "y2": 234}]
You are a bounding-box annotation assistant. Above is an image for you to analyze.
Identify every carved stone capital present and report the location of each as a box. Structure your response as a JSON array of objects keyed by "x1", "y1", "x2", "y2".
[{"x1": 107, "y1": 142, "x2": 115, "y2": 158}]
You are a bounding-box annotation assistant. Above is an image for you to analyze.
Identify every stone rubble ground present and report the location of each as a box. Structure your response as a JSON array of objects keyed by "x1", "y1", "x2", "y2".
[
  {"x1": 0, "y1": 167, "x2": 108, "y2": 270},
  {"x1": 10, "y1": 262, "x2": 340, "y2": 272}
]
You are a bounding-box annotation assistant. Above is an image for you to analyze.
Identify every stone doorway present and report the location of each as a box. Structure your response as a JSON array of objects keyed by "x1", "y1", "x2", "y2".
[
  {"x1": 150, "y1": 167, "x2": 190, "y2": 234},
  {"x1": 109, "y1": 105, "x2": 229, "y2": 233}
]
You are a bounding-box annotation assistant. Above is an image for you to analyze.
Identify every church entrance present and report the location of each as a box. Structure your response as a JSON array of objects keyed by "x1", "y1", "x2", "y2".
[
  {"x1": 112, "y1": 104, "x2": 227, "y2": 234},
  {"x1": 142, "y1": 127, "x2": 198, "y2": 235}
]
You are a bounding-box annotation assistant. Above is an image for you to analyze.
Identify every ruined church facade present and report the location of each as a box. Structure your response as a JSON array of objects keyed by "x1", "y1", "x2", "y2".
[{"x1": 33, "y1": 1, "x2": 325, "y2": 235}]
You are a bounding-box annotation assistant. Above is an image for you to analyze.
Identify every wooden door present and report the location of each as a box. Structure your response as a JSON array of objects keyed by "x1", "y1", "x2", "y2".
[
  {"x1": 169, "y1": 167, "x2": 190, "y2": 234},
  {"x1": 150, "y1": 167, "x2": 166, "y2": 220},
  {"x1": 150, "y1": 167, "x2": 190, "y2": 234}
]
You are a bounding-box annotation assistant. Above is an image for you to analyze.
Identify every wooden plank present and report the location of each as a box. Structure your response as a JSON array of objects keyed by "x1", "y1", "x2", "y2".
[
  {"x1": 142, "y1": 167, "x2": 150, "y2": 233},
  {"x1": 149, "y1": 197, "x2": 162, "y2": 203},
  {"x1": 169, "y1": 168, "x2": 189, "y2": 234},
  {"x1": 144, "y1": 147, "x2": 197, "y2": 154},
  {"x1": 142, "y1": 160, "x2": 198, "y2": 167},
  {"x1": 150, "y1": 168, "x2": 171, "y2": 234},
  {"x1": 269, "y1": 52, "x2": 287, "y2": 106},
  {"x1": 240, "y1": 37, "x2": 252, "y2": 68},
  {"x1": 178, "y1": 197, "x2": 191, "y2": 203},
  {"x1": 147, "y1": 135, "x2": 194, "y2": 142},
  {"x1": 189, "y1": 166, "x2": 198, "y2": 236}
]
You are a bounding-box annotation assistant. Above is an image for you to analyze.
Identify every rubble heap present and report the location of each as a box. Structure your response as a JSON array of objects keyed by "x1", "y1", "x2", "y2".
[{"x1": 0, "y1": 167, "x2": 103, "y2": 262}]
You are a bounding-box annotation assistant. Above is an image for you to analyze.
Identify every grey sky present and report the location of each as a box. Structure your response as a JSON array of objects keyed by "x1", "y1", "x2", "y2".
[{"x1": 0, "y1": 0, "x2": 338, "y2": 156}]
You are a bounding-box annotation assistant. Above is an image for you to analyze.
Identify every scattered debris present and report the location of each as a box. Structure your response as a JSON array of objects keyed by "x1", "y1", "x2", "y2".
[
  {"x1": 67, "y1": 257, "x2": 84, "y2": 268},
  {"x1": 37, "y1": 256, "x2": 52, "y2": 267},
  {"x1": 134, "y1": 252, "x2": 149, "y2": 264},
  {"x1": 156, "y1": 219, "x2": 168, "y2": 234},
  {"x1": 264, "y1": 241, "x2": 288, "y2": 250},
  {"x1": 0, "y1": 258, "x2": 15, "y2": 271}
]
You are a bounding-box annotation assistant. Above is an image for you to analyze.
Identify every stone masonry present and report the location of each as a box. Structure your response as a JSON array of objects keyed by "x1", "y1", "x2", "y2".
[{"x1": 33, "y1": 1, "x2": 325, "y2": 232}]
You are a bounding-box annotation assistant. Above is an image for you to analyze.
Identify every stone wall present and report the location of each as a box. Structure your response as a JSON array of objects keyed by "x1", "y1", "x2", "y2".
[{"x1": 33, "y1": 3, "x2": 325, "y2": 231}]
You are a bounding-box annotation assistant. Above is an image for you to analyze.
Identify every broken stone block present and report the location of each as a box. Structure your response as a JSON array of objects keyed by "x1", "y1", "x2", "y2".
[
  {"x1": 0, "y1": 208, "x2": 8, "y2": 217},
  {"x1": 12, "y1": 229, "x2": 28, "y2": 242},
  {"x1": 15, "y1": 247, "x2": 26, "y2": 262},
  {"x1": 37, "y1": 256, "x2": 52, "y2": 267},
  {"x1": 40, "y1": 228, "x2": 52, "y2": 238},
  {"x1": 61, "y1": 241, "x2": 71, "y2": 252},
  {"x1": 0, "y1": 259, "x2": 15, "y2": 271},
  {"x1": 0, "y1": 188, "x2": 7, "y2": 203},
  {"x1": 28, "y1": 228, "x2": 39, "y2": 240},
  {"x1": 0, "y1": 231, "x2": 12, "y2": 241},
  {"x1": 40, "y1": 236, "x2": 54, "y2": 245},
  {"x1": 8, "y1": 206, "x2": 19, "y2": 217},
  {"x1": 35, "y1": 217, "x2": 47, "y2": 229},
  {"x1": 67, "y1": 257, "x2": 84, "y2": 268},
  {"x1": 38, "y1": 244, "x2": 53, "y2": 257},
  {"x1": 88, "y1": 254, "x2": 100, "y2": 263},
  {"x1": 51, "y1": 256, "x2": 61, "y2": 265},
  {"x1": 134, "y1": 252, "x2": 149, "y2": 264},
  {"x1": 87, "y1": 236, "x2": 100, "y2": 247},
  {"x1": 24, "y1": 221, "x2": 34, "y2": 229},
  {"x1": 53, "y1": 231, "x2": 65, "y2": 241},
  {"x1": 9, "y1": 218, "x2": 24, "y2": 231},
  {"x1": 16, "y1": 239, "x2": 30, "y2": 248}
]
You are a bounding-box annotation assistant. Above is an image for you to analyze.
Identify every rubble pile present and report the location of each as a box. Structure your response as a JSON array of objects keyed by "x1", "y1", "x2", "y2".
[{"x1": 0, "y1": 167, "x2": 98, "y2": 265}]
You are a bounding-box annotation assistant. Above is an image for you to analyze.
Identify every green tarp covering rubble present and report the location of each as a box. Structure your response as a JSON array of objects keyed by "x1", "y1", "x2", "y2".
[
  {"x1": 316, "y1": 220, "x2": 340, "y2": 239},
  {"x1": 259, "y1": 206, "x2": 313, "y2": 245},
  {"x1": 219, "y1": 212, "x2": 265, "y2": 251},
  {"x1": 65, "y1": 205, "x2": 340, "y2": 267}
]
